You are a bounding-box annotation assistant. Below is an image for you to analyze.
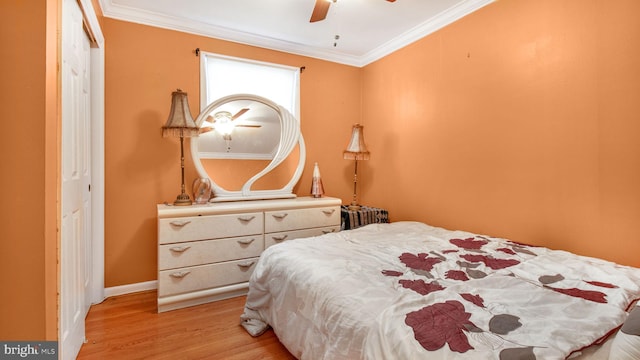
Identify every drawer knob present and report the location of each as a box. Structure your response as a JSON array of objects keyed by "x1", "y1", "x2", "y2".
[
  {"x1": 237, "y1": 215, "x2": 256, "y2": 223},
  {"x1": 169, "y1": 220, "x2": 191, "y2": 227},
  {"x1": 169, "y1": 271, "x2": 191, "y2": 279},
  {"x1": 322, "y1": 209, "x2": 336, "y2": 215},
  {"x1": 237, "y1": 238, "x2": 255, "y2": 245},
  {"x1": 322, "y1": 229, "x2": 336, "y2": 234},
  {"x1": 237, "y1": 261, "x2": 256, "y2": 268},
  {"x1": 272, "y1": 235, "x2": 288, "y2": 242},
  {"x1": 169, "y1": 246, "x2": 191, "y2": 253},
  {"x1": 271, "y1": 213, "x2": 288, "y2": 220}
]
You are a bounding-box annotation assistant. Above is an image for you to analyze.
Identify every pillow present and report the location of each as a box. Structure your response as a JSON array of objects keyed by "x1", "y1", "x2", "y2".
[{"x1": 609, "y1": 305, "x2": 640, "y2": 360}]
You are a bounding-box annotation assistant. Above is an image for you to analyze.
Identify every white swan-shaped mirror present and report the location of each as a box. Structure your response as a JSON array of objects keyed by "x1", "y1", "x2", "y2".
[{"x1": 191, "y1": 94, "x2": 305, "y2": 202}]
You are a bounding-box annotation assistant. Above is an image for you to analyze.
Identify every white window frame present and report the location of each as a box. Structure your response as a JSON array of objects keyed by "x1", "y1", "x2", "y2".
[{"x1": 199, "y1": 52, "x2": 300, "y2": 120}]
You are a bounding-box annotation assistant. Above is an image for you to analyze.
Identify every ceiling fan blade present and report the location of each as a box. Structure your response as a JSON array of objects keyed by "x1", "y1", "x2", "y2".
[
  {"x1": 199, "y1": 127, "x2": 214, "y2": 134},
  {"x1": 235, "y1": 124, "x2": 262, "y2": 128},
  {"x1": 310, "y1": 0, "x2": 331, "y2": 23},
  {"x1": 231, "y1": 108, "x2": 250, "y2": 120}
]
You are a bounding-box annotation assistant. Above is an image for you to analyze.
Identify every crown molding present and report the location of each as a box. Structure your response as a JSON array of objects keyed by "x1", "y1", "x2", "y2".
[
  {"x1": 99, "y1": 0, "x2": 495, "y2": 68},
  {"x1": 359, "y1": 0, "x2": 495, "y2": 66}
]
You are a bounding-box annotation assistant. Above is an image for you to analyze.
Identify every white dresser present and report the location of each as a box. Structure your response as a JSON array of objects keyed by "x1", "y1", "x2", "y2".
[{"x1": 157, "y1": 196, "x2": 341, "y2": 312}]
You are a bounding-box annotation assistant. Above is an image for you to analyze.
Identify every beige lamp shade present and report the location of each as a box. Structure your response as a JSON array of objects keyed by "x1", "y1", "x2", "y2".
[
  {"x1": 162, "y1": 89, "x2": 199, "y2": 138},
  {"x1": 343, "y1": 124, "x2": 370, "y2": 160}
]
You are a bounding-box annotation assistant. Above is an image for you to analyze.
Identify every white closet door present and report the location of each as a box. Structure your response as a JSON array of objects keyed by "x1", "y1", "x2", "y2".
[{"x1": 60, "y1": 0, "x2": 92, "y2": 358}]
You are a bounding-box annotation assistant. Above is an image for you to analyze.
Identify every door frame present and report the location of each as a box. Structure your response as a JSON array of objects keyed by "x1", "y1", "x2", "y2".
[{"x1": 82, "y1": 0, "x2": 106, "y2": 305}]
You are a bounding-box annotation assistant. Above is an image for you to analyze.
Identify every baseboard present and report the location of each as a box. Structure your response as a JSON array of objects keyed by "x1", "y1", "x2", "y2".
[{"x1": 104, "y1": 280, "x2": 158, "y2": 298}]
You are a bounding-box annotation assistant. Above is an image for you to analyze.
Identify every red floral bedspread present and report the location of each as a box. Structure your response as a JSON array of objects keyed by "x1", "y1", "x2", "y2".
[{"x1": 241, "y1": 222, "x2": 640, "y2": 360}]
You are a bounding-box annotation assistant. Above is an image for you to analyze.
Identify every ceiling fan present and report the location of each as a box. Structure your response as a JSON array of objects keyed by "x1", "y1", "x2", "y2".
[
  {"x1": 310, "y1": 0, "x2": 397, "y2": 23},
  {"x1": 200, "y1": 108, "x2": 261, "y2": 135}
]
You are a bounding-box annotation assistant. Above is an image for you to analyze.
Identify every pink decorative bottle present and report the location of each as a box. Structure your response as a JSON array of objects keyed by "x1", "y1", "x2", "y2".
[{"x1": 311, "y1": 162, "x2": 325, "y2": 198}]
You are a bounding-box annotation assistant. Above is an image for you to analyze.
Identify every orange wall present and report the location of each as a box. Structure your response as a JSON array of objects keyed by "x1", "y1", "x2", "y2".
[
  {"x1": 0, "y1": 0, "x2": 59, "y2": 340},
  {"x1": 103, "y1": 19, "x2": 360, "y2": 286},
  {"x1": 362, "y1": 0, "x2": 640, "y2": 267},
  {"x1": 3, "y1": 0, "x2": 639, "y2": 341},
  {"x1": 105, "y1": 0, "x2": 640, "y2": 287}
]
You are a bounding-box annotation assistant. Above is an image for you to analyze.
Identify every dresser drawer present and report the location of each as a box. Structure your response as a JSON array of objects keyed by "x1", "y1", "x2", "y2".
[
  {"x1": 265, "y1": 225, "x2": 340, "y2": 248},
  {"x1": 265, "y1": 206, "x2": 340, "y2": 233},
  {"x1": 158, "y1": 258, "x2": 258, "y2": 297},
  {"x1": 159, "y1": 235, "x2": 264, "y2": 270},
  {"x1": 159, "y1": 212, "x2": 263, "y2": 244}
]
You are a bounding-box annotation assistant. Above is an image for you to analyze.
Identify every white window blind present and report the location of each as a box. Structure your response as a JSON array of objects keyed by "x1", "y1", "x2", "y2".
[{"x1": 200, "y1": 52, "x2": 300, "y2": 118}]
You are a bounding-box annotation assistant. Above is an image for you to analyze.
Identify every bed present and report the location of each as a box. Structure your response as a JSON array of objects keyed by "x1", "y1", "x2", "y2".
[{"x1": 240, "y1": 221, "x2": 640, "y2": 359}]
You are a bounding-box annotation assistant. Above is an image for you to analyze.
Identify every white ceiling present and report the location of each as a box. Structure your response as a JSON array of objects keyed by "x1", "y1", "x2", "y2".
[{"x1": 99, "y1": 0, "x2": 494, "y2": 67}]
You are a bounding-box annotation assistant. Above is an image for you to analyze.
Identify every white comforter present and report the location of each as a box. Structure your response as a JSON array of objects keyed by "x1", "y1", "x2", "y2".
[{"x1": 241, "y1": 222, "x2": 640, "y2": 359}]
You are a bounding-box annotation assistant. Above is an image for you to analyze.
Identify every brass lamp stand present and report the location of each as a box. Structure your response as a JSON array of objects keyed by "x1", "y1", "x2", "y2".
[
  {"x1": 162, "y1": 89, "x2": 200, "y2": 206},
  {"x1": 343, "y1": 124, "x2": 370, "y2": 211}
]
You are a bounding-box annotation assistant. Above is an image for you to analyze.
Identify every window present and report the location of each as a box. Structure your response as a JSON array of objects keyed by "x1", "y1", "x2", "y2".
[{"x1": 200, "y1": 52, "x2": 300, "y2": 118}]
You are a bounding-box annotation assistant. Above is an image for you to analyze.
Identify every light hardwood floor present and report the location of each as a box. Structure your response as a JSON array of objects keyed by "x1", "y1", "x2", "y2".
[{"x1": 77, "y1": 290, "x2": 296, "y2": 359}]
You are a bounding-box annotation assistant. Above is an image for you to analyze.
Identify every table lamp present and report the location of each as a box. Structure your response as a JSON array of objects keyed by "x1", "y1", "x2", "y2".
[
  {"x1": 162, "y1": 89, "x2": 200, "y2": 206},
  {"x1": 343, "y1": 124, "x2": 370, "y2": 210}
]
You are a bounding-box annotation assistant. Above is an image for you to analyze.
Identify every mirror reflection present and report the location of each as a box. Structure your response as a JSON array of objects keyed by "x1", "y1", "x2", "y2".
[
  {"x1": 197, "y1": 99, "x2": 282, "y2": 159},
  {"x1": 199, "y1": 146, "x2": 300, "y2": 192},
  {"x1": 191, "y1": 94, "x2": 305, "y2": 202}
]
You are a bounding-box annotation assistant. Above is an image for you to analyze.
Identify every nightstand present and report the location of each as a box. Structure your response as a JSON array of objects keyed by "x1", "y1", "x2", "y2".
[{"x1": 341, "y1": 205, "x2": 389, "y2": 230}]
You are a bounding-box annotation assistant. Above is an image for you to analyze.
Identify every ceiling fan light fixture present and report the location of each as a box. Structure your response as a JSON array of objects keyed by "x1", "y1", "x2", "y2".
[{"x1": 213, "y1": 111, "x2": 234, "y2": 135}]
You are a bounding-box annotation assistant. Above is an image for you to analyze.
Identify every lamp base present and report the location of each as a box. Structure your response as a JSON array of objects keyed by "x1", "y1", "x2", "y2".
[{"x1": 173, "y1": 193, "x2": 192, "y2": 206}]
